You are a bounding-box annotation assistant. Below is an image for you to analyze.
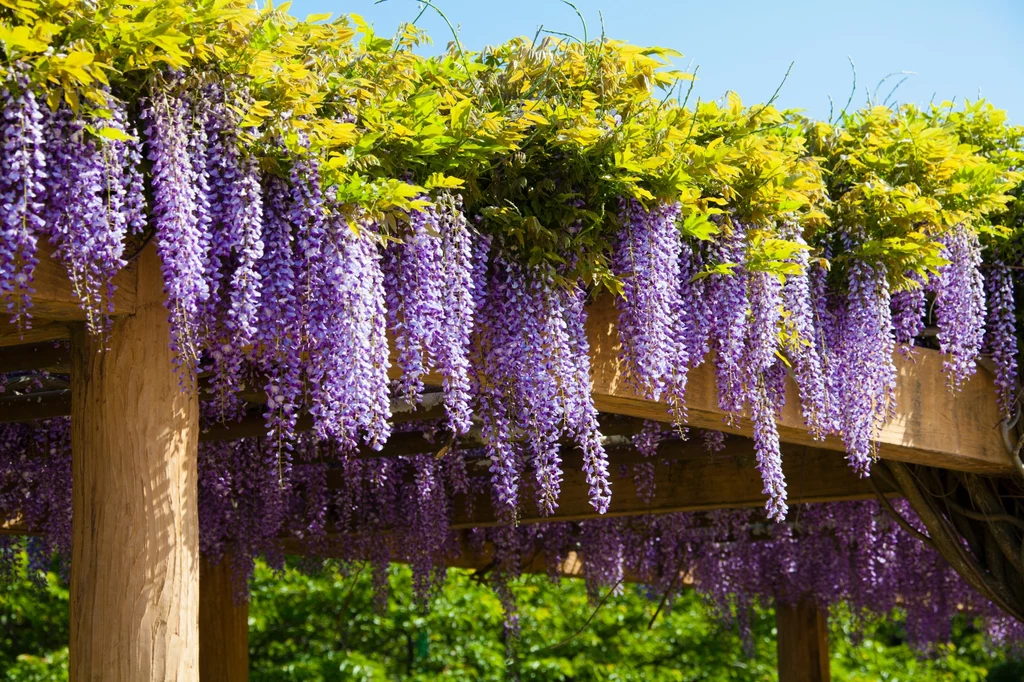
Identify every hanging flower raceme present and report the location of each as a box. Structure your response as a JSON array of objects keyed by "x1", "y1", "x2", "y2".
[
  {"x1": 580, "y1": 519, "x2": 626, "y2": 604},
  {"x1": 477, "y1": 252, "x2": 611, "y2": 519},
  {"x1": 706, "y1": 221, "x2": 751, "y2": 416},
  {"x1": 141, "y1": 85, "x2": 210, "y2": 378},
  {"x1": 561, "y1": 281, "x2": 613, "y2": 514},
  {"x1": 306, "y1": 207, "x2": 392, "y2": 452},
  {"x1": 435, "y1": 193, "x2": 476, "y2": 434},
  {"x1": 984, "y1": 263, "x2": 1019, "y2": 420},
  {"x1": 934, "y1": 224, "x2": 987, "y2": 391},
  {"x1": 197, "y1": 440, "x2": 235, "y2": 562},
  {"x1": 42, "y1": 104, "x2": 130, "y2": 338},
  {"x1": 631, "y1": 420, "x2": 664, "y2": 504},
  {"x1": 676, "y1": 238, "x2": 710, "y2": 367},
  {"x1": 256, "y1": 174, "x2": 302, "y2": 454},
  {"x1": 702, "y1": 429, "x2": 727, "y2": 454},
  {"x1": 409, "y1": 455, "x2": 453, "y2": 606},
  {"x1": 0, "y1": 69, "x2": 45, "y2": 330},
  {"x1": 384, "y1": 192, "x2": 476, "y2": 435},
  {"x1": 0, "y1": 418, "x2": 72, "y2": 581},
  {"x1": 779, "y1": 222, "x2": 828, "y2": 438},
  {"x1": 891, "y1": 276, "x2": 927, "y2": 352},
  {"x1": 747, "y1": 271, "x2": 788, "y2": 520},
  {"x1": 476, "y1": 254, "x2": 527, "y2": 519},
  {"x1": 838, "y1": 258, "x2": 896, "y2": 475},
  {"x1": 611, "y1": 199, "x2": 690, "y2": 418},
  {"x1": 200, "y1": 86, "x2": 265, "y2": 416},
  {"x1": 384, "y1": 200, "x2": 445, "y2": 404}
]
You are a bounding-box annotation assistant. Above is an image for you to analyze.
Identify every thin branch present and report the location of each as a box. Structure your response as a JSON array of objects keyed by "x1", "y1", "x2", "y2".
[
  {"x1": 647, "y1": 570, "x2": 681, "y2": 630},
  {"x1": 540, "y1": 576, "x2": 626, "y2": 651},
  {"x1": 745, "y1": 61, "x2": 794, "y2": 125},
  {"x1": 838, "y1": 56, "x2": 857, "y2": 122},
  {"x1": 560, "y1": 0, "x2": 588, "y2": 44},
  {"x1": 869, "y1": 473, "x2": 935, "y2": 549}
]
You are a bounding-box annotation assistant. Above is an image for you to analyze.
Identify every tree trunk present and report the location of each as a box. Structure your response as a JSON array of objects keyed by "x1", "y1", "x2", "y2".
[{"x1": 70, "y1": 246, "x2": 199, "y2": 681}]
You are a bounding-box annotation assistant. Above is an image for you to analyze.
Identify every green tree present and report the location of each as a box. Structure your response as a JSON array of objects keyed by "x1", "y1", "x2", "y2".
[{"x1": 1, "y1": 555, "x2": 1021, "y2": 681}]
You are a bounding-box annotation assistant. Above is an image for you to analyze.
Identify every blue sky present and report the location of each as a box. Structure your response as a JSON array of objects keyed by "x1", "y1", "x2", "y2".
[{"x1": 285, "y1": 0, "x2": 1024, "y2": 123}]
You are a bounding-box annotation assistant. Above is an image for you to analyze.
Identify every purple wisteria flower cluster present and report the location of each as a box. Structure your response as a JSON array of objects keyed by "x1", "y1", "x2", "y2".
[
  {"x1": 934, "y1": 224, "x2": 987, "y2": 390},
  {"x1": 1, "y1": 411, "x2": 1020, "y2": 653},
  {"x1": 984, "y1": 263, "x2": 1019, "y2": 420},
  {"x1": 0, "y1": 78, "x2": 1018, "y2": 537},
  {"x1": 0, "y1": 69, "x2": 45, "y2": 331},
  {"x1": 477, "y1": 252, "x2": 611, "y2": 519}
]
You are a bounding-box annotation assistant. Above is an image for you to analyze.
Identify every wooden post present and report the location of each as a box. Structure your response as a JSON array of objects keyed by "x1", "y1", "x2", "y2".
[
  {"x1": 200, "y1": 556, "x2": 249, "y2": 681},
  {"x1": 776, "y1": 598, "x2": 831, "y2": 682},
  {"x1": 70, "y1": 246, "x2": 199, "y2": 682}
]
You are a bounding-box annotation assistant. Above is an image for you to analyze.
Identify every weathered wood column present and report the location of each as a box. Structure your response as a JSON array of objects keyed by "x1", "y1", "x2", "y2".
[
  {"x1": 200, "y1": 556, "x2": 249, "y2": 681},
  {"x1": 70, "y1": 246, "x2": 200, "y2": 681},
  {"x1": 776, "y1": 598, "x2": 831, "y2": 682}
]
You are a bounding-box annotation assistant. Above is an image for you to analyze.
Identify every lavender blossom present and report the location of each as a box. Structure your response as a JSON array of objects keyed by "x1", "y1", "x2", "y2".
[
  {"x1": 984, "y1": 263, "x2": 1019, "y2": 420},
  {"x1": 0, "y1": 70, "x2": 46, "y2": 329},
  {"x1": 934, "y1": 225, "x2": 987, "y2": 390}
]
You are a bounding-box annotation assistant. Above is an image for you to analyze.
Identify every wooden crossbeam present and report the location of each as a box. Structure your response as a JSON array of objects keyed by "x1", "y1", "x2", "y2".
[
  {"x1": 0, "y1": 319, "x2": 69, "y2": 349},
  {"x1": 0, "y1": 436, "x2": 894, "y2": 542},
  {"x1": 4, "y1": 255, "x2": 1012, "y2": 474},
  {"x1": 444, "y1": 439, "x2": 892, "y2": 528},
  {"x1": 0, "y1": 340, "x2": 68, "y2": 373},
  {"x1": 0, "y1": 242, "x2": 138, "y2": 323},
  {"x1": 311, "y1": 435, "x2": 892, "y2": 525},
  {"x1": 585, "y1": 297, "x2": 1011, "y2": 474},
  {"x1": 0, "y1": 391, "x2": 71, "y2": 423}
]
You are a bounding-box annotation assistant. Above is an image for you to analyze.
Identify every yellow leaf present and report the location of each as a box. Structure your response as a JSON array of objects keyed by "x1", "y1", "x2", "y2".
[
  {"x1": 95, "y1": 126, "x2": 133, "y2": 142},
  {"x1": 63, "y1": 87, "x2": 79, "y2": 113},
  {"x1": 521, "y1": 111, "x2": 549, "y2": 126},
  {"x1": 0, "y1": 24, "x2": 48, "y2": 52},
  {"x1": 449, "y1": 98, "x2": 472, "y2": 129},
  {"x1": 64, "y1": 51, "x2": 94, "y2": 68},
  {"x1": 390, "y1": 122, "x2": 415, "y2": 137},
  {"x1": 424, "y1": 173, "x2": 465, "y2": 190}
]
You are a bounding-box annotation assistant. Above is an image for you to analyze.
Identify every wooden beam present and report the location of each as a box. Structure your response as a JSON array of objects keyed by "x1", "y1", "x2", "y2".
[
  {"x1": 2, "y1": 242, "x2": 138, "y2": 324},
  {"x1": 442, "y1": 438, "x2": 893, "y2": 527},
  {"x1": 584, "y1": 297, "x2": 1011, "y2": 474},
  {"x1": 200, "y1": 556, "x2": 249, "y2": 682},
  {"x1": 0, "y1": 318, "x2": 69, "y2": 348},
  {"x1": 776, "y1": 598, "x2": 831, "y2": 682},
  {"x1": 15, "y1": 251, "x2": 1008, "y2": 474},
  {"x1": 0, "y1": 340, "x2": 68, "y2": 372},
  {"x1": 69, "y1": 245, "x2": 199, "y2": 682},
  {"x1": 0, "y1": 391, "x2": 71, "y2": 423}
]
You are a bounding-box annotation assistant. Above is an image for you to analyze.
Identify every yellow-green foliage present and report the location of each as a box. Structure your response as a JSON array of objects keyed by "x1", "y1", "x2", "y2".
[{"x1": 1, "y1": 0, "x2": 1020, "y2": 286}]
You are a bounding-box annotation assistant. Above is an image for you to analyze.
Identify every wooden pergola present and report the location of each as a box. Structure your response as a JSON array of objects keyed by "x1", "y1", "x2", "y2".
[{"x1": 0, "y1": 243, "x2": 1013, "y2": 681}]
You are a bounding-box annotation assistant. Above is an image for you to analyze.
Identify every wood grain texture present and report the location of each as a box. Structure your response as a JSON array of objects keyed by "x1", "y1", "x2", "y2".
[
  {"x1": 0, "y1": 318, "x2": 69, "y2": 348},
  {"x1": 584, "y1": 295, "x2": 1011, "y2": 474},
  {"x1": 70, "y1": 245, "x2": 199, "y2": 682},
  {"x1": 199, "y1": 557, "x2": 249, "y2": 682},
  {"x1": 776, "y1": 598, "x2": 831, "y2": 682},
  {"x1": 3, "y1": 241, "x2": 137, "y2": 322}
]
